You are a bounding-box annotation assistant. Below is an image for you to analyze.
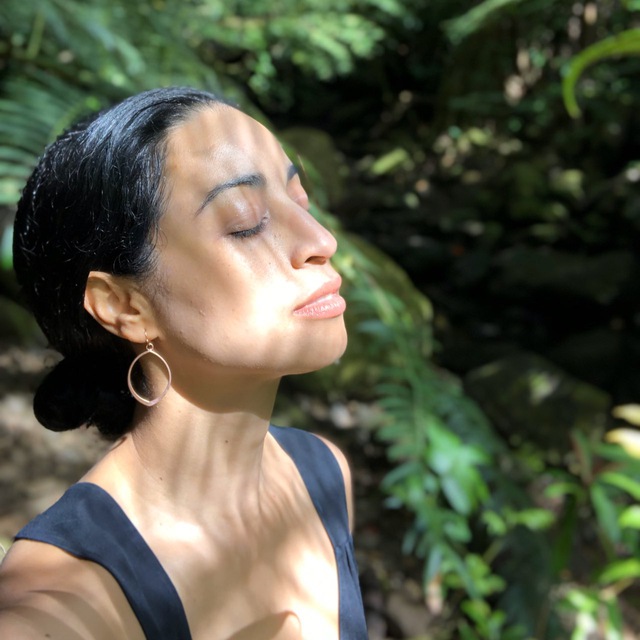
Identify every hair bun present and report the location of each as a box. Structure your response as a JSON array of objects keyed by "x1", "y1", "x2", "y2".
[
  {"x1": 33, "y1": 356, "x2": 100, "y2": 432},
  {"x1": 34, "y1": 353, "x2": 136, "y2": 438}
]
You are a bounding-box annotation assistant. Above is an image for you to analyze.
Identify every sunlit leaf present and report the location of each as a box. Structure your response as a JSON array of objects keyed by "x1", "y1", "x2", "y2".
[
  {"x1": 612, "y1": 404, "x2": 640, "y2": 426},
  {"x1": 599, "y1": 471, "x2": 640, "y2": 501},
  {"x1": 619, "y1": 505, "x2": 640, "y2": 529},
  {"x1": 511, "y1": 508, "x2": 555, "y2": 531},
  {"x1": 605, "y1": 428, "x2": 640, "y2": 459},
  {"x1": 598, "y1": 558, "x2": 640, "y2": 585}
]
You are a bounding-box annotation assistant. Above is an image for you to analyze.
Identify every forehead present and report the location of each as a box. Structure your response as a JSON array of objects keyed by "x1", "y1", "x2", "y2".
[{"x1": 164, "y1": 105, "x2": 286, "y2": 181}]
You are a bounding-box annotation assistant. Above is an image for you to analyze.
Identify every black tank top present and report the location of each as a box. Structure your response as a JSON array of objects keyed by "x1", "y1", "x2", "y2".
[{"x1": 16, "y1": 425, "x2": 368, "y2": 639}]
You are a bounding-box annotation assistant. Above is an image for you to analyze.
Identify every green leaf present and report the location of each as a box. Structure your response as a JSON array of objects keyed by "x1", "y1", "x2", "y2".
[
  {"x1": 544, "y1": 480, "x2": 582, "y2": 499},
  {"x1": 443, "y1": 0, "x2": 530, "y2": 45},
  {"x1": 382, "y1": 461, "x2": 424, "y2": 488},
  {"x1": 590, "y1": 484, "x2": 620, "y2": 544},
  {"x1": 427, "y1": 425, "x2": 462, "y2": 474},
  {"x1": 598, "y1": 558, "x2": 640, "y2": 585},
  {"x1": 461, "y1": 598, "x2": 491, "y2": 624},
  {"x1": 511, "y1": 508, "x2": 555, "y2": 531},
  {"x1": 563, "y1": 29, "x2": 640, "y2": 118},
  {"x1": 443, "y1": 515, "x2": 472, "y2": 543},
  {"x1": 595, "y1": 442, "x2": 640, "y2": 467},
  {"x1": 598, "y1": 471, "x2": 640, "y2": 501},
  {"x1": 571, "y1": 430, "x2": 593, "y2": 482},
  {"x1": 1, "y1": 226, "x2": 13, "y2": 271},
  {"x1": 619, "y1": 505, "x2": 640, "y2": 529},
  {"x1": 562, "y1": 586, "x2": 599, "y2": 614},
  {"x1": 604, "y1": 598, "x2": 624, "y2": 639},
  {"x1": 424, "y1": 544, "x2": 443, "y2": 586},
  {"x1": 369, "y1": 148, "x2": 411, "y2": 176},
  {"x1": 388, "y1": 441, "x2": 421, "y2": 460},
  {"x1": 458, "y1": 621, "x2": 482, "y2": 640},
  {"x1": 482, "y1": 510, "x2": 507, "y2": 537}
]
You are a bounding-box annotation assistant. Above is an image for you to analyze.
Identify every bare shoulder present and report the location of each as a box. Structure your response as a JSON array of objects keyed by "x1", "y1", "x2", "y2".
[
  {"x1": 0, "y1": 539, "x2": 144, "y2": 640},
  {"x1": 313, "y1": 434, "x2": 355, "y2": 531}
]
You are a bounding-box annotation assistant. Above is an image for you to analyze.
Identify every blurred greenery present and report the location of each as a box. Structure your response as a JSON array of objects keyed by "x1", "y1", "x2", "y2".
[{"x1": 2, "y1": 0, "x2": 640, "y2": 638}]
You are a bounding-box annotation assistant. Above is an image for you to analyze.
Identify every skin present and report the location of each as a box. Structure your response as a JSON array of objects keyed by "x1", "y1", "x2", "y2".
[{"x1": 0, "y1": 105, "x2": 352, "y2": 640}]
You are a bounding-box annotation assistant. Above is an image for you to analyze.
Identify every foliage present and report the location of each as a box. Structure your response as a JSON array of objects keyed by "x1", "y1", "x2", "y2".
[
  {"x1": 442, "y1": 0, "x2": 532, "y2": 46},
  {"x1": 196, "y1": 0, "x2": 412, "y2": 109},
  {"x1": 0, "y1": 72, "x2": 105, "y2": 206},
  {"x1": 563, "y1": 28, "x2": 640, "y2": 117},
  {"x1": 0, "y1": 0, "x2": 410, "y2": 205},
  {"x1": 548, "y1": 430, "x2": 640, "y2": 639},
  {"x1": 330, "y1": 221, "x2": 542, "y2": 637},
  {"x1": 0, "y1": 0, "x2": 222, "y2": 207}
]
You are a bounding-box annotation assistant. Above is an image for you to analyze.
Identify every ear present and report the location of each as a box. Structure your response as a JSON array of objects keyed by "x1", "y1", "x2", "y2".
[{"x1": 84, "y1": 271, "x2": 155, "y2": 343}]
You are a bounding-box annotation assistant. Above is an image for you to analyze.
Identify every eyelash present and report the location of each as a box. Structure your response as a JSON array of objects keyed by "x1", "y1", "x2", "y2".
[{"x1": 230, "y1": 215, "x2": 269, "y2": 239}]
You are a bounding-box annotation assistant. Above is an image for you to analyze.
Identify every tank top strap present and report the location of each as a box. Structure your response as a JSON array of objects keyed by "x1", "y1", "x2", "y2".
[
  {"x1": 15, "y1": 482, "x2": 192, "y2": 640},
  {"x1": 269, "y1": 425, "x2": 368, "y2": 639},
  {"x1": 268, "y1": 425, "x2": 351, "y2": 548}
]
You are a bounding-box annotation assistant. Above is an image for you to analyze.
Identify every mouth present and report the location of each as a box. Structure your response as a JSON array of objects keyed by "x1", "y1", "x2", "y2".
[{"x1": 293, "y1": 277, "x2": 346, "y2": 319}]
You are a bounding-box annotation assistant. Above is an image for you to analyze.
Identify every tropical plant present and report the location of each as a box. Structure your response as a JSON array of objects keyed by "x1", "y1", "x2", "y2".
[
  {"x1": 314, "y1": 195, "x2": 552, "y2": 637},
  {"x1": 548, "y1": 428, "x2": 640, "y2": 640},
  {"x1": 0, "y1": 0, "x2": 413, "y2": 205}
]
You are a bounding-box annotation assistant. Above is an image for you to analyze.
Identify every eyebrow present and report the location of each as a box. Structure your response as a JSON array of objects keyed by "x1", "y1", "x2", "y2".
[{"x1": 194, "y1": 163, "x2": 299, "y2": 216}]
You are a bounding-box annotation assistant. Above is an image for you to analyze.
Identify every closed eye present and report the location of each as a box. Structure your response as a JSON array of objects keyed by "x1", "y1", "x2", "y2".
[{"x1": 230, "y1": 215, "x2": 269, "y2": 239}]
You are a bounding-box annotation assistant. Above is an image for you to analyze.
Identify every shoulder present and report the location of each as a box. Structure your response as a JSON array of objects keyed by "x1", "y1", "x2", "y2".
[{"x1": 0, "y1": 539, "x2": 144, "y2": 640}]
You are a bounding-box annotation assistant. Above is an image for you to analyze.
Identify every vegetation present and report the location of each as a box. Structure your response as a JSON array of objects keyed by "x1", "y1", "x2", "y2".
[{"x1": 1, "y1": 0, "x2": 640, "y2": 638}]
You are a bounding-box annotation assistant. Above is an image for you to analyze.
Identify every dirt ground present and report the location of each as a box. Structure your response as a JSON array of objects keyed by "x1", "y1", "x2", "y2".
[{"x1": 0, "y1": 344, "x2": 438, "y2": 640}]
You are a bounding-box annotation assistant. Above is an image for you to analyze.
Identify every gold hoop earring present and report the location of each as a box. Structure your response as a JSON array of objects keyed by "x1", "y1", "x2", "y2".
[{"x1": 127, "y1": 334, "x2": 172, "y2": 407}]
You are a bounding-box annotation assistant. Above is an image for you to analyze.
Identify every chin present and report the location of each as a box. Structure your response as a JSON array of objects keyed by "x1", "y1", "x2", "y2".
[{"x1": 294, "y1": 329, "x2": 348, "y2": 375}]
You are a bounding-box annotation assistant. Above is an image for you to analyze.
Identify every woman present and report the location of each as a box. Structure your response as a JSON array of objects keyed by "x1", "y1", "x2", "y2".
[{"x1": 0, "y1": 87, "x2": 367, "y2": 639}]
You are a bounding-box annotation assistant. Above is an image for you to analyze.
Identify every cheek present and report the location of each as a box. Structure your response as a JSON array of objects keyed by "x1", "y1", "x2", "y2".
[{"x1": 153, "y1": 259, "x2": 293, "y2": 349}]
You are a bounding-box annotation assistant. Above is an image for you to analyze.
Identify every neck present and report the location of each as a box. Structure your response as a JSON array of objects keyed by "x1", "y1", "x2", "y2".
[{"x1": 87, "y1": 378, "x2": 281, "y2": 527}]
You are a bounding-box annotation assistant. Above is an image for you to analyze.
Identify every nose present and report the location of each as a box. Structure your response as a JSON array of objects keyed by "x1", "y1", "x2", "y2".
[{"x1": 290, "y1": 208, "x2": 338, "y2": 268}]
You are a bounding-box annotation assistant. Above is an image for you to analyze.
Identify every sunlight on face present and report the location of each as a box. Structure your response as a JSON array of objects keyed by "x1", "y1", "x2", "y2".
[{"x1": 147, "y1": 105, "x2": 347, "y2": 399}]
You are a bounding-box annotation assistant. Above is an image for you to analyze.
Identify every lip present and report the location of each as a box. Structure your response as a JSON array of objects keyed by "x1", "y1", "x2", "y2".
[{"x1": 293, "y1": 277, "x2": 346, "y2": 318}]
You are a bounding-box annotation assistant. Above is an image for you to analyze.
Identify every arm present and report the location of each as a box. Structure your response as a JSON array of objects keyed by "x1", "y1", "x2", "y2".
[
  {"x1": 0, "y1": 540, "x2": 144, "y2": 640},
  {"x1": 0, "y1": 598, "x2": 89, "y2": 640}
]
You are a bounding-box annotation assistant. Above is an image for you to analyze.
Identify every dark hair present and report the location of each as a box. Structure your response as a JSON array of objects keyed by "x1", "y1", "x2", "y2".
[{"x1": 13, "y1": 86, "x2": 228, "y2": 439}]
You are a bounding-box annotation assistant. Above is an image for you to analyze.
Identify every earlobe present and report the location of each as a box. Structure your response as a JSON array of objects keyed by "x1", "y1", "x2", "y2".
[{"x1": 84, "y1": 271, "x2": 151, "y2": 342}]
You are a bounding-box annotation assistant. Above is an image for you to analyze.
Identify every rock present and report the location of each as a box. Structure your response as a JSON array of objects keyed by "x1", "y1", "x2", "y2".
[
  {"x1": 492, "y1": 247, "x2": 634, "y2": 305},
  {"x1": 548, "y1": 329, "x2": 640, "y2": 401},
  {"x1": 465, "y1": 352, "x2": 610, "y2": 452},
  {"x1": 385, "y1": 588, "x2": 434, "y2": 638},
  {"x1": 439, "y1": 337, "x2": 520, "y2": 374}
]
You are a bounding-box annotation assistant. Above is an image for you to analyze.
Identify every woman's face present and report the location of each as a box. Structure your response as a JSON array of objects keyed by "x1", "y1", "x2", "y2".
[{"x1": 148, "y1": 105, "x2": 347, "y2": 389}]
